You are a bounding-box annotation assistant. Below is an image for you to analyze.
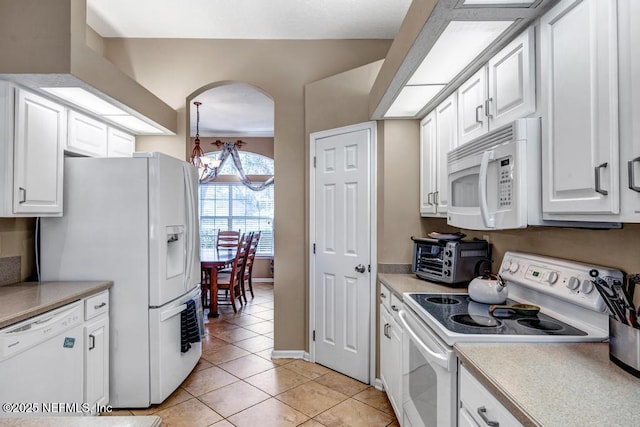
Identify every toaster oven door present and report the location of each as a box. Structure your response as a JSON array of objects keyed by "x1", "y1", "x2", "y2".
[{"x1": 413, "y1": 243, "x2": 445, "y2": 279}]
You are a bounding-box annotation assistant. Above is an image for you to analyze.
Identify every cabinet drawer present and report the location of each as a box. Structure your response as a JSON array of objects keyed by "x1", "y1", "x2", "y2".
[
  {"x1": 390, "y1": 293, "x2": 402, "y2": 320},
  {"x1": 85, "y1": 291, "x2": 109, "y2": 320},
  {"x1": 380, "y1": 284, "x2": 392, "y2": 311},
  {"x1": 459, "y1": 365, "x2": 522, "y2": 427}
]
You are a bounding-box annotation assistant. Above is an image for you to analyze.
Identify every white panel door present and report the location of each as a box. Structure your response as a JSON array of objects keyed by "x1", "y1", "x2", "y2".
[
  {"x1": 435, "y1": 93, "x2": 458, "y2": 214},
  {"x1": 13, "y1": 88, "x2": 65, "y2": 215},
  {"x1": 540, "y1": 0, "x2": 619, "y2": 215},
  {"x1": 85, "y1": 315, "x2": 109, "y2": 412},
  {"x1": 313, "y1": 123, "x2": 372, "y2": 383},
  {"x1": 420, "y1": 112, "x2": 437, "y2": 216},
  {"x1": 458, "y1": 67, "x2": 489, "y2": 146}
]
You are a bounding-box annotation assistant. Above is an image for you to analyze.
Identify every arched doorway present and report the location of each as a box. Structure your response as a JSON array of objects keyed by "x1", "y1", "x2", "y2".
[{"x1": 187, "y1": 82, "x2": 275, "y2": 315}]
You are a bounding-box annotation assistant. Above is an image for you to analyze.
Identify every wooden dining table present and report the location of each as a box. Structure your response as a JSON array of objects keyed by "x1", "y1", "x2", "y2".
[{"x1": 200, "y1": 248, "x2": 237, "y2": 318}]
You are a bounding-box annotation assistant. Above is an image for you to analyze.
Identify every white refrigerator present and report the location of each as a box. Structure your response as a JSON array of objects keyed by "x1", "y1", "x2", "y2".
[{"x1": 41, "y1": 152, "x2": 202, "y2": 408}]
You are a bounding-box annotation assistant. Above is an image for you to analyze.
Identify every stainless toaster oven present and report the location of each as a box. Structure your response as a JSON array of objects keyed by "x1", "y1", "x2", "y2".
[{"x1": 411, "y1": 237, "x2": 490, "y2": 284}]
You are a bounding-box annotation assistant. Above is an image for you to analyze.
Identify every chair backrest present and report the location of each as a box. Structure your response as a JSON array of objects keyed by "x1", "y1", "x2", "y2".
[
  {"x1": 229, "y1": 232, "x2": 252, "y2": 281},
  {"x1": 243, "y1": 231, "x2": 261, "y2": 278},
  {"x1": 217, "y1": 229, "x2": 240, "y2": 249}
]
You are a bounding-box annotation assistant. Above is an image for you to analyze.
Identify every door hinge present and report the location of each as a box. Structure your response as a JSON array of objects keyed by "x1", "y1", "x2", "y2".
[
  {"x1": 313, "y1": 156, "x2": 316, "y2": 168},
  {"x1": 313, "y1": 243, "x2": 316, "y2": 254},
  {"x1": 312, "y1": 330, "x2": 316, "y2": 341},
  {"x1": 368, "y1": 264, "x2": 371, "y2": 273}
]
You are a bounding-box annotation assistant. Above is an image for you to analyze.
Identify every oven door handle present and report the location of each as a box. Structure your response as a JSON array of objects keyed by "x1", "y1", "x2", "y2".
[
  {"x1": 479, "y1": 150, "x2": 496, "y2": 228},
  {"x1": 398, "y1": 310, "x2": 449, "y2": 370}
]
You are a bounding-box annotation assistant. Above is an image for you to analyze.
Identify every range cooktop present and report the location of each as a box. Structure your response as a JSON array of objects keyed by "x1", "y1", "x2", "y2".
[{"x1": 406, "y1": 293, "x2": 587, "y2": 337}]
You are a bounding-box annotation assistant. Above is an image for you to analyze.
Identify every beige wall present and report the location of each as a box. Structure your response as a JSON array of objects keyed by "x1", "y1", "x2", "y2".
[
  {"x1": 103, "y1": 38, "x2": 392, "y2": 351},
  {"x1": 0, "y1": 218, "x2": 35, "y2": 281}
]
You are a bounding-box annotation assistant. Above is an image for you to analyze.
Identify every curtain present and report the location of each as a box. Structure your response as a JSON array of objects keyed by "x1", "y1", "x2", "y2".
[{"x1": 200, "y1": 142, "x2": 274, "y2": 190}]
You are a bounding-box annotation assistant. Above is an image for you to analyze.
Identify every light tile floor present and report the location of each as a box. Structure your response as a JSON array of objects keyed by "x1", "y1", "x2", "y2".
[{"x1": 103, "y1": 282, "x2": 398, "y2": 427}]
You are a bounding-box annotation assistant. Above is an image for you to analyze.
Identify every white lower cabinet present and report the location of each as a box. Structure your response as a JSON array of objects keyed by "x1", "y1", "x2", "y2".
[
  {"x1": 379, "y1": 284, "x2": 403, "y2": 420},
  {"x1": 84, "y1": 290, "x2": 110, "y2": 413},
  {"x1": 459, "y1": 364, "x2": 522, "y2": 427}
]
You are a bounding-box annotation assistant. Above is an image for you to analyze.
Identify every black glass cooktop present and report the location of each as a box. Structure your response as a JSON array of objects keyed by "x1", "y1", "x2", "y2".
[{"x1": 407, "y1": 293, "x2": 587, "y2": 336}]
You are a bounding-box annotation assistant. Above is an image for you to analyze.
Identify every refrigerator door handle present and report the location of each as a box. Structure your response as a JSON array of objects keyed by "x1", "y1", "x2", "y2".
[
  {"x1": 182, "y1": 164, "x2": 198, "y2": 290},
  {"x1": 160, "y1": 303, "x2": 187, "y2": 322}
]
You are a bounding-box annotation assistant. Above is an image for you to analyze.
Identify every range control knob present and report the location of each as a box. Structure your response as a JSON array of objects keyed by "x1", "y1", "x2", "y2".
[
  {"x1": 547, "y1": 271, "x2": 559, "y2": 285},
  {"x1": 502, "y1": 260, "x2": 512, "y2": 272},
  {"x1": 567, "y1": 276, "x2": 580, "y2": 290},
  {"x1": 509, "y1": 262, "x2": 520, "y2": 273},
  {"x1": 581, "y1": 279, "x2": 594, "y2": 294}
]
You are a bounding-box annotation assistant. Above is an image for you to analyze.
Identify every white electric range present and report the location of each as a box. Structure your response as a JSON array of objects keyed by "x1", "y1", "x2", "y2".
[{"x1": 397, "y1": 251, "x2": 623, "y2": 427}]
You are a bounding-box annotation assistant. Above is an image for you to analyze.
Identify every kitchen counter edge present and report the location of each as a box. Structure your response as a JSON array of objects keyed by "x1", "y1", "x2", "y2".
[
  {"x1": 378, "y1": 273, "x2": 468, "y2": 296},
  {"x1": 0, "y1": 281, "x2": 113, "y2": 329}
]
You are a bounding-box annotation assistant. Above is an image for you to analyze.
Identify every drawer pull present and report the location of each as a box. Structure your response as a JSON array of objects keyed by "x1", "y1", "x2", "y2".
[
  {"x1": 18, "y1": 187, "x2": 26, "y2": 204},
  {"x1": 477, "y1": 406, "x2": 499, "y2": 427},
  {"x1": 380, "y1": 293, "x2": 386, "y2": 299},
  {"x1": 475, "y1": 105, "x2": 484, "y2": 124},
  {"x1": 89, "y1": 334, "x2": 96, "y2": 350},
  {"x1": 594, "y1": 162, "x2": 609, "y2": 195},
  {"x1": 629, "y1": 156, "x2": 640, "y2": 192},
  {"x1": 391, "y1": 305, "x2": 399, "y2": 312},
  {"x1": 94, "y1": 302, "x2": 107, "y2": 310}
]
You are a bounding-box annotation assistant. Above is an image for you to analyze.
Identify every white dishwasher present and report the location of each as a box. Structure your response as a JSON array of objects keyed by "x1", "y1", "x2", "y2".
[{"x1": 0, "y1": 301, "x2": 84, "y2": 417}]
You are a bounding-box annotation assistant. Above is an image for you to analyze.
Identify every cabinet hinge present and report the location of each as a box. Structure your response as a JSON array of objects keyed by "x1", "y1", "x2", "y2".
[
  {"x1": 312, "y1": 330, "x2": 316, "y2": 341},
  {"x1": 313, "y1": 156, "x2": 316, "y2": 168},
  {"x1": 313, "y1": 243, "x2": 316, "y2": 254}
]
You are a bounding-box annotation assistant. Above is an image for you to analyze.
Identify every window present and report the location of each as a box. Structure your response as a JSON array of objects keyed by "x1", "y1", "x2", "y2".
[{"x1": 199, "y1": 151, "x2": 274, "y2": 256}]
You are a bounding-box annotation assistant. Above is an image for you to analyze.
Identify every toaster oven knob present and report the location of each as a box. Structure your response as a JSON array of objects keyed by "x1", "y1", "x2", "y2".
[
  {"x1": 445, "y1": 260, "x2": 452, "y2": 267},
  {"x1": 567, "y1": 276, "x2": 580, "y2": 290},
  {"x1": 445, "y1": 250, "x2": 453, "y2": 257},
  {"x1": 581, "y1": 279, "x2": 595, "y2": 294},
  {"x1": 444, "y1": 270, "x2": 451, "y2": 276}
]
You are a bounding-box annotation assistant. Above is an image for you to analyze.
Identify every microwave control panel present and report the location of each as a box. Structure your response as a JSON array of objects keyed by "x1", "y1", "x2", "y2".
[{"x1": 498, "y1": 157, "x2": 512, "y2": 208}]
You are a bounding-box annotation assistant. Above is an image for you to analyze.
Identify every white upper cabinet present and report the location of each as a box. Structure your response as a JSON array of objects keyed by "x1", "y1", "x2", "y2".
[
  {"x1": 420, "y1": 111, "x2": 437, "y2": 215},
  {"x1": 420, "y1": 93, "x2": 458, "y2": 217},
  {"x1": 107, "y1": 127, "x2": 135, "y2": 157},
  {"x1": 0, "y1": 83, "x2": 65, "y2": 217},
  {"x1": 458, "y1": 27, "x2": 536, "y2": 146},
  {"x1": 458, "y1": 67, "x2": 489, "y2": 144},
  {"x1": 618, "y1": 0, "x2": 640, "y2": 222},
  {"x1": 540, "y1": 0, "x2": 620, "y2": 218},
  {"x1": 67, "y1": 110, "x2": 108, "y2": 157},
  {"x1": 487, "y1": 26, "x2": 536, "y2": 129}
]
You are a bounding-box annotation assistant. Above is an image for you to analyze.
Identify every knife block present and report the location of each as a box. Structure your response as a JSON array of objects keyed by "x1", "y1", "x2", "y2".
[{"x1": 609, "y1": 317, "x2": 640, "y2": 378}]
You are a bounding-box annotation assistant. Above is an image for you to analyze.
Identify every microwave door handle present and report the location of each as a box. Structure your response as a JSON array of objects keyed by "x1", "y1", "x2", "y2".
[{"x1": 479, "y1": 150, "x2": 496, "y2": 228}]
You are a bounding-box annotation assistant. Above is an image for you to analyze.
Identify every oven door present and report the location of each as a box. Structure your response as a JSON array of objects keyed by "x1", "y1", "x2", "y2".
[
  {"x1": 398, "y1": 307, "x2": 457, "y2": 427},
  {"x1": 447, "y1": 139, "x2": 526, "y2": 230}
]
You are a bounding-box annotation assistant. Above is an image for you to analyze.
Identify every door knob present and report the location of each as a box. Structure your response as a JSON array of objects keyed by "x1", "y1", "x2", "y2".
[{"x1": 355, "y1": 264, "x2": 366, "y2": 273}]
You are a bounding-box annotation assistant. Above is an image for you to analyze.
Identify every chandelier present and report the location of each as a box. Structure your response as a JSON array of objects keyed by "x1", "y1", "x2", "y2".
[{"x1": 189, "y1": 101, "x2": 220, "y2": 179}]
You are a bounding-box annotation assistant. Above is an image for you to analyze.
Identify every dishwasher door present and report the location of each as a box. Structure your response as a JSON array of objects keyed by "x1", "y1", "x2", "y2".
[{"x1": 0, "y1": 301, "x2": 84, "y2": 416}]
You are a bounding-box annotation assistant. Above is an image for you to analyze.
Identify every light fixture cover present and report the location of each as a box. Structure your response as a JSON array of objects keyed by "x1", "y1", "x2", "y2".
[
  {"x1": 106, "y1": 115, "x2": 164, "y2": 134},
  {"x1": 385, "y1": 85, "x2": 445, "y2": 117},
  {"x1": 42, "y1": 87, "x2": 127, "y2": 116}
]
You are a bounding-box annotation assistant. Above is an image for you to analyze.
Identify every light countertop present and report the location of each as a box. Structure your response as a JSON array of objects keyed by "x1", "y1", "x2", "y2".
[
  {"x1": 456, "y1": 342, "x2": 640, "y2": 427},
  {"x1": 0, "y1": 281, "x2": 112, "y2": 328},
  {"x1": 378, "y1": 273, "x2": 468, "y2": 296}
]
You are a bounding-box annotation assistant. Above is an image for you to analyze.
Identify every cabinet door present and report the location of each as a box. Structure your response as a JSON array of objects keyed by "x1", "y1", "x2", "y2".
[
  {"x1": 435, "y1": 93, "x2": 458, "y2": 214},
  {"x1": 459, "y1": 407, "x2": 481, "y2": 427},
  {"x1": 458, "y1": 67, "x2": 488, "y2": 145},
  {"x1": 540, "y1": 0, "x2": 620, "y2": 216},
  {"x1": 420, "y1": 112, "x2": 437, "y2": 215},
  {"x1": 85, "y1": 316, "x2": 109, "y2": 411},
  {"x1": 107, "y1": 127, "x2": 135, "y2": 157},
  {"x1": 618, "y1": 0, "x2": 640, "y2": 222},
  {"x1": 488, "y1": 26, "x2": 536, "y2": 130},
  {"x1": 13, "y1": 89, "x2": 65, "y2": 215},
  {"x1": 379, "y1": 305, "x2": 392, "y2": 394},
  {"x1": 388, "y1": 311, "x2": 403, "y2": 418},
  {"x1": 67, "y1": 111, "x2": 108, "y2": 157}
]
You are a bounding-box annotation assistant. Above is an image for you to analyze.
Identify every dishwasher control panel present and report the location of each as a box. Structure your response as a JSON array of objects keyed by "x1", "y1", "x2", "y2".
[{"x1": 0, "y1": 301, "x2": 83, "y2": 360}]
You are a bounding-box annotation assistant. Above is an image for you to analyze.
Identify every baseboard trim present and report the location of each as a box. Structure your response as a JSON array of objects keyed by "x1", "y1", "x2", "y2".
[
  {"x1": 253, "y1": 278, "x2": 274, "y2": 283},
  {"x1": 373, "y1": 378, "x2": 385, "y2": 391},
  {"x1": 271, "y1": 350, "x2": 306, "y2": 359}
]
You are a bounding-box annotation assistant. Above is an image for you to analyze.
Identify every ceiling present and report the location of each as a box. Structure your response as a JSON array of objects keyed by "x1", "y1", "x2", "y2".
[{"x1": 86, "y1": 0, "x2": 411, "y2": 138}]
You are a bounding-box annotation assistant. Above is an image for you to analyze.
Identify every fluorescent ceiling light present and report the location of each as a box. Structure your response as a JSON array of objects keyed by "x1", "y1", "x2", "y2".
[
  {"x1": 41, "y1": 87, "x2": 127, "y2": 115},
  {"x1": 463, "y1": 0, "x2": 535, "y2": 5},
  {"x1": 385, "y1": 85, "x2": 445, "y2": 117},
  {"x1": 407, "y1": 20, "x2": 513, "y2": 85},
  {"x1": 106, "y1": 115, "x2": 164, "y2": 134}
]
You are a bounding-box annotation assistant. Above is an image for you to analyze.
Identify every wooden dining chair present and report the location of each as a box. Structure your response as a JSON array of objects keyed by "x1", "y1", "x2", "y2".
[
  {"x1": 216, "y1": 229, "x2": 241, "y2": 249},
  {"x1": 241, "y1": 231, "x2": 261, "y2": 303},
  {"x1": 217, "y1": 232, "x2": 252, "y2": 313}
]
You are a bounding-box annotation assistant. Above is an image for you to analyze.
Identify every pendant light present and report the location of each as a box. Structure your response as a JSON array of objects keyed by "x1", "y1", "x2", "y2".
[{"x1": 190, "y1": 101, "x2": 220, "y2": 180}]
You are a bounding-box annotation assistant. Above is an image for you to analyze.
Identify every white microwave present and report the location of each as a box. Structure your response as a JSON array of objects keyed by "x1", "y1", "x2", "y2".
[{"x1": 446, "y1": 118, "x2": 543, "y2": 230}]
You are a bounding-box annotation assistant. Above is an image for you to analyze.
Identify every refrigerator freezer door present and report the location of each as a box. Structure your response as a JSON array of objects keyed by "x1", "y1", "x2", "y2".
[
  {"x1": 149, "y1": 286, "x2": 202, "y2": 403},
  {"x1": 182, "y1": 163, "x2": 201, "y2": 293},
  {"x1": 148, "y1": 153, "x2": 193, "y2": 307}
]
